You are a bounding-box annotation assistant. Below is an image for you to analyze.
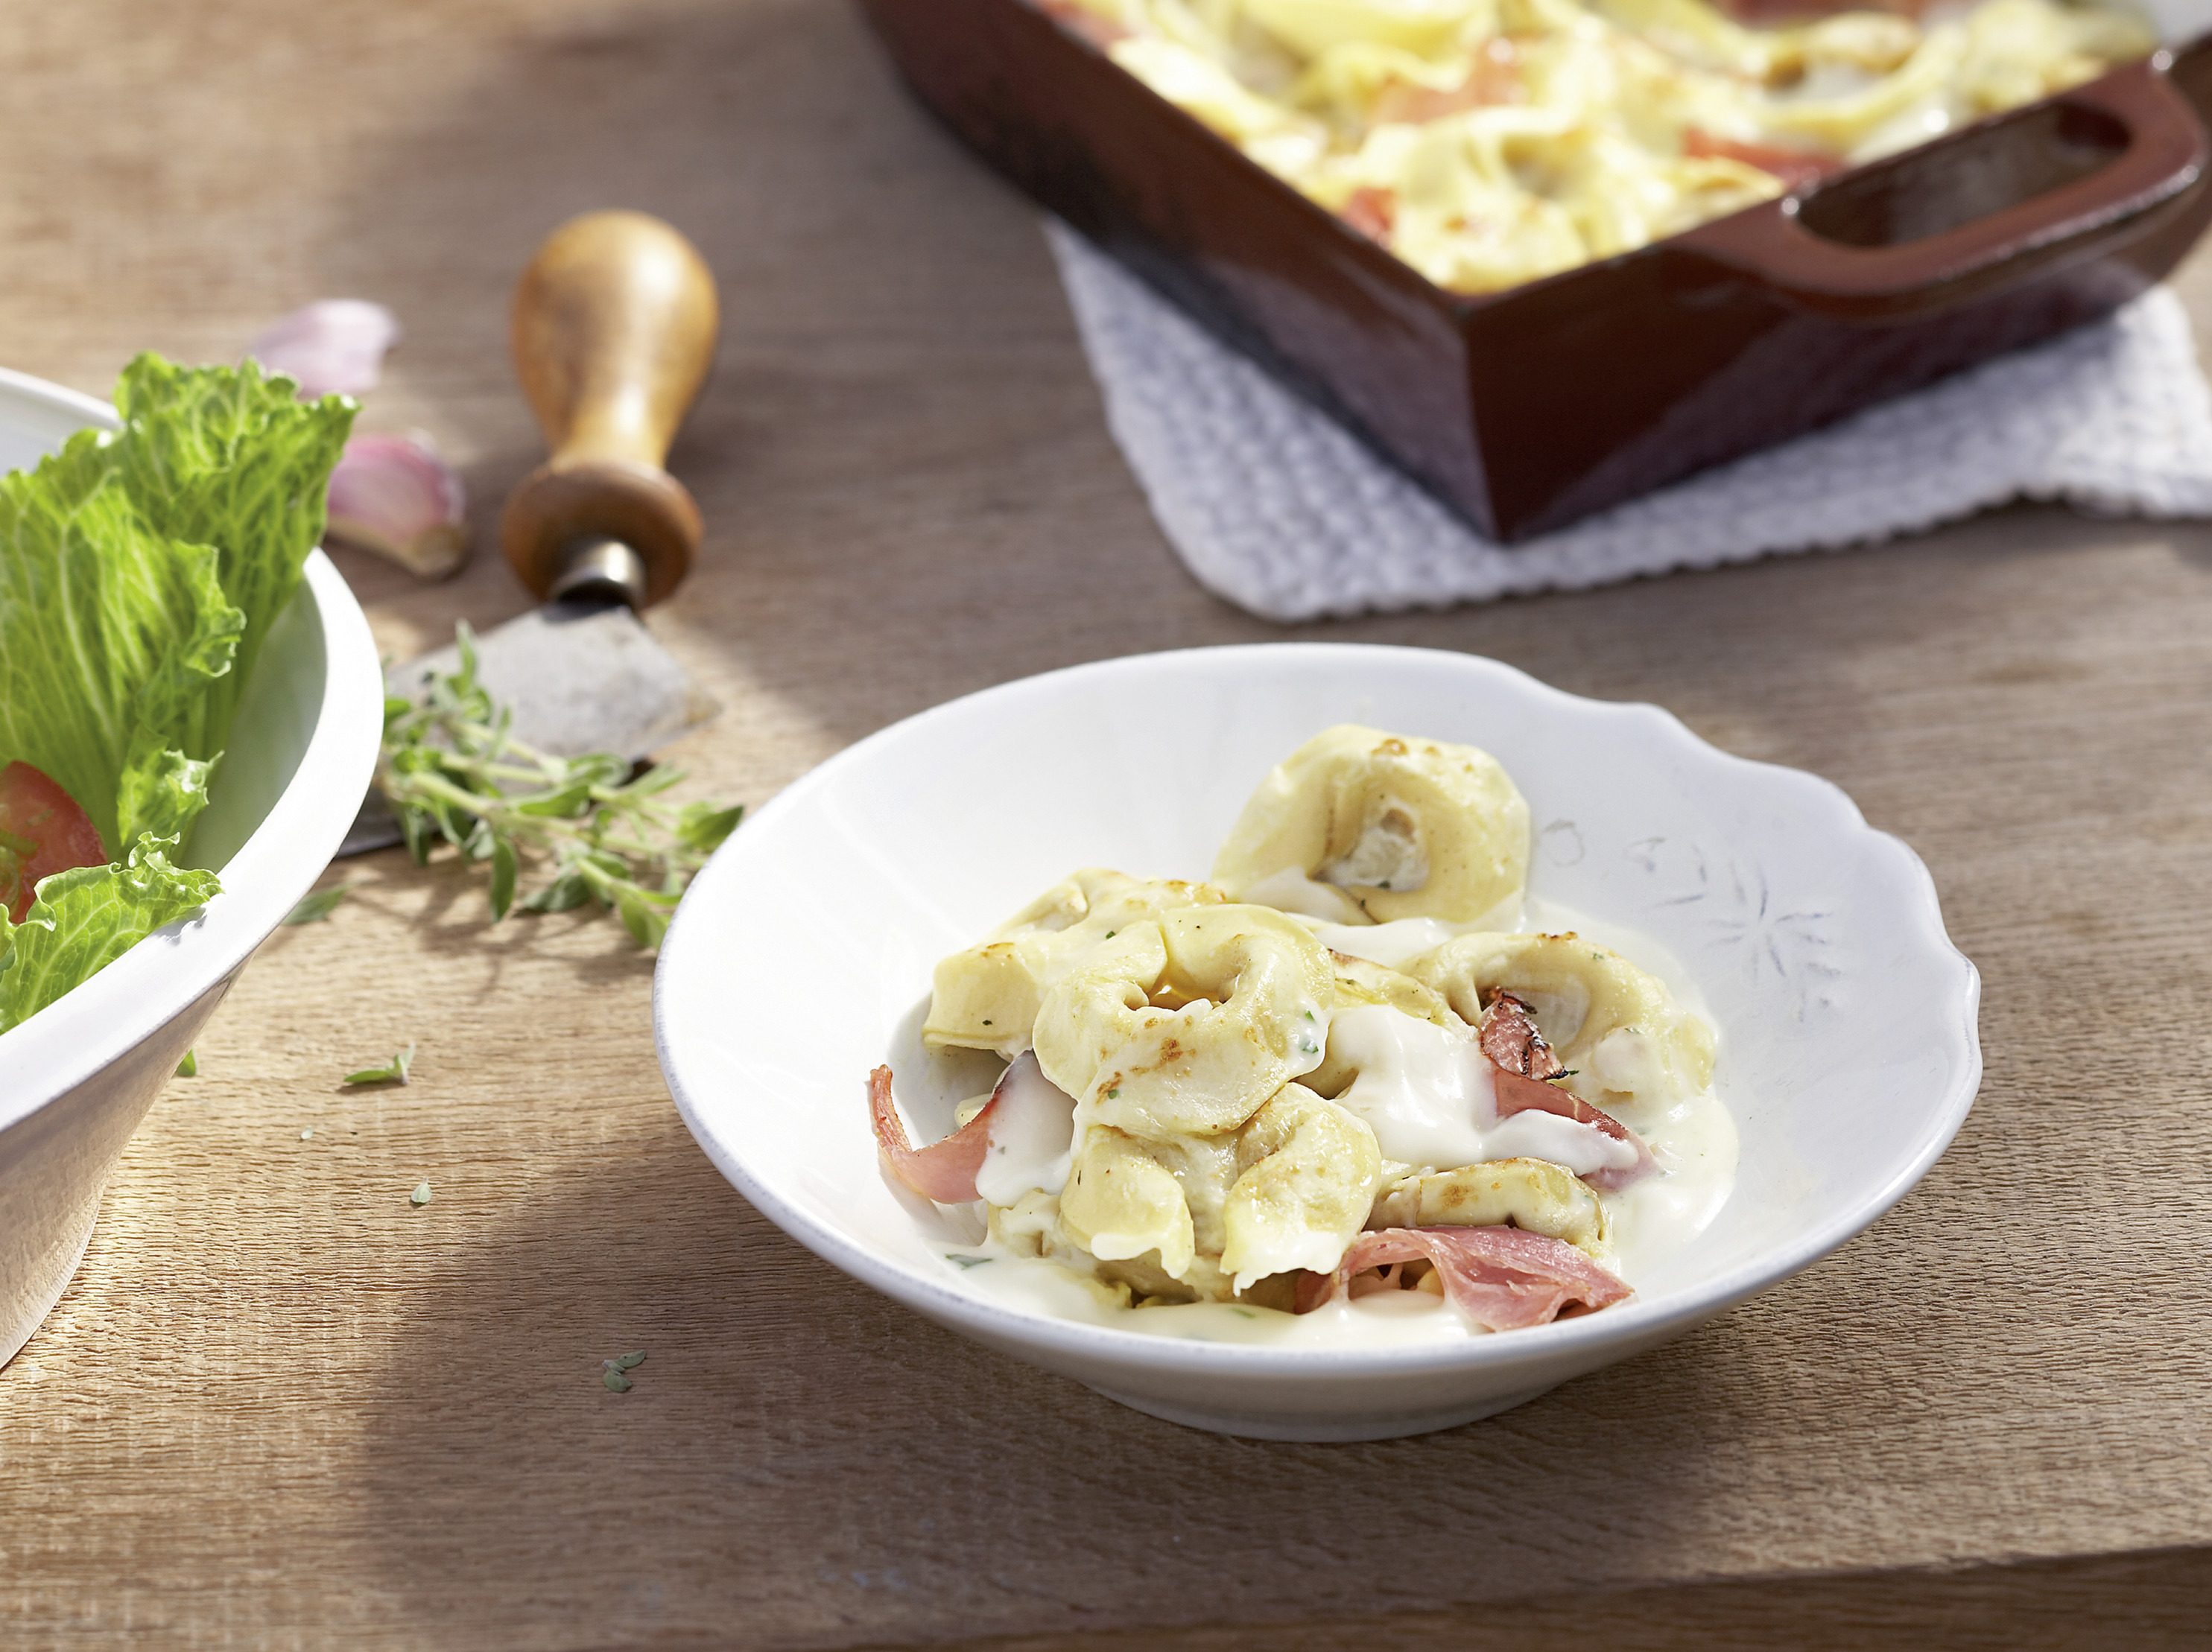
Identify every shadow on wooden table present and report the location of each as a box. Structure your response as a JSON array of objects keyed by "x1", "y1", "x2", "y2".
[{"x1": 347, "y1": 1109, "x2": 1804, "y2": 1648}]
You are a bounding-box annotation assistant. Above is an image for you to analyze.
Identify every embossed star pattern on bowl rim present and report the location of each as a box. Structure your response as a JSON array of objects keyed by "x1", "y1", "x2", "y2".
[{"x1": 655, "y1": 644, "x2": 1982, "y2": 1440}]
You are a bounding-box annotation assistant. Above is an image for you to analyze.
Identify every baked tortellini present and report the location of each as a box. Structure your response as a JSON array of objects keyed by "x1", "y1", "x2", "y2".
[
  {"x1": 1040, "y1": 0, "x2": 2155, "y2": 295},
  {"x1": 925, "y1": 868, "x2": 1229, "y2": 1060},
  {"x1": 1214, "y1": 724, "x2": 1529, "y2": 925},
  {"x1": 869, "y1": 725, "x2": 1732, "y2": 1334},
  {"x1": 1411, "y1": 930, "x2": 1717, "y2": 1106}
]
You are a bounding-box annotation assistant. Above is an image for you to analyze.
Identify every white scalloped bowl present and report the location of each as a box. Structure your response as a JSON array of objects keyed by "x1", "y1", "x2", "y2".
[
  {"x1": 656, "y1": 644, "x2": 1981, "y2": 1440},
  {"x1": 0, "y1": 368, "x2": 384, "y2": 1367}
]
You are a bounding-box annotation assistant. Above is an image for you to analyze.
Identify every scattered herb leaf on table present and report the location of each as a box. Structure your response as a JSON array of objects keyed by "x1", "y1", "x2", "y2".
[
  {"x1": 343, "y1": 1043, "x2": 414, "y2": 1087},
  {"x1": 376, "y1": 626, "x2": 741, "y2": 950}
]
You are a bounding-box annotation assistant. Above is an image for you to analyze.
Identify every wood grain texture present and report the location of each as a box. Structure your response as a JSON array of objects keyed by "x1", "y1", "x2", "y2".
[{"x1": 3, "y1": 1, "x2": 2212, "y2": 1647}]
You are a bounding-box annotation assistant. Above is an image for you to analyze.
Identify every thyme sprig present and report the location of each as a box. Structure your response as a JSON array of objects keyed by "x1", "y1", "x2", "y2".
[{"x1": 375, "y1": 625, "x2": 741, "y2": 950}]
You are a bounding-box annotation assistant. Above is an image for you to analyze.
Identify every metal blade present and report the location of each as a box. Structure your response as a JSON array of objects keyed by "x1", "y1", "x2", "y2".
[{"x1": 337, "y1": 600, "x2": 718, "y2": 857}]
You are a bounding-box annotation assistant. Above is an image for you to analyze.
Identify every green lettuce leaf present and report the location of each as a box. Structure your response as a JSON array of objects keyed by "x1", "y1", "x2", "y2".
[
  {"x1": 0, "y1": 355, "x2": 353, "y2": 1033},
  {"x1": 0, "y1": 838, "x2": 223, "y2": 1032},
  {"x1": 0, "y1": 439, "x2": 241, "y2": 850},
  {"x1": 108, "y1": 356, "x2": 354, "y2": 752}
]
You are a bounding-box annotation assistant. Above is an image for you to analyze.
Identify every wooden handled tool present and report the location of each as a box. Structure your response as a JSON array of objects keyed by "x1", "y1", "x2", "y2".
[
  {"x1": 344, "y1": 212, "x2": 723, "y2": 857},
  {"x1": 499, "y1": 209, "x2": 720, "y2": 610}
]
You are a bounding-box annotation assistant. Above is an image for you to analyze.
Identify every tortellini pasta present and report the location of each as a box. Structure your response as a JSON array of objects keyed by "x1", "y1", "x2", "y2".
[
  {"x1": 1049, "y1": 0, "x2": 2155, "y2": 294},
  {"x1": 1410, "y1": 929, "x2": 1716, "y2": 1105},
  {"x1": 1033, "y1": 904, "x2": 1335, "y2": 1136},
  {"x1": 897, "y1": 723, "x2": 1720, "y2": 1318},
  {"x1": 1213, "y1": 725, "x2": 1530, "y2": 924},
  {"x1": 1060, "y1": 1125, "x2": 1205, "y2": 1280},
  {"x1": 1059, "y1": 1085, "x2": 1382, "y2": 1300},
  {"x1": 925, "y1": 868, "x2": 1229, "y2": 1059},
  {"x1": 1221, "y1": 1084, "x2": 1384, "y2": 1288},
  {"x1": 1371, "y1": 1157, "x2": 1609, "y2": 1254}
]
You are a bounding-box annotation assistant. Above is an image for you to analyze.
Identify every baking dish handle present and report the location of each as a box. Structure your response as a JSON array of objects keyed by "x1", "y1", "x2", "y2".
[{"x1": 1680, "y1": 55, "x2": 2208, "y2": 323}]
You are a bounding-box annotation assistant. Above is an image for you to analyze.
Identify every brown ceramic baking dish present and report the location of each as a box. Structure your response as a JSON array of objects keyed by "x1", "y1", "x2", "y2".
[{"x1": 856, "y1": 0, "x2": 2212, "y2": 541}]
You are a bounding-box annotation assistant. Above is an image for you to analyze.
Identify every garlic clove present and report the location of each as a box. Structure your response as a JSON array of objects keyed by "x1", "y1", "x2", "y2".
[
  {"x1": 324, "y1": 431, "x2": 470, "y2": 579},
  {"x1": 247, "y1": 299, "x2": 401, "y2": 400}
]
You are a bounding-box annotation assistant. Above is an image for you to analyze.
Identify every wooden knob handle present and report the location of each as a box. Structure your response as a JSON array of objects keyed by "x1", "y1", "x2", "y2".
[{"x1": 499, "y1": 210, "x2": 720, "y2": 607}]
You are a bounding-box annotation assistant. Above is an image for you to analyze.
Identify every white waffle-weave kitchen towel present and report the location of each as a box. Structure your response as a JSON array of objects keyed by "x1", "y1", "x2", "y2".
[{"x1": 1045, "y1": 219, "x2": 2212, "y2": 622}]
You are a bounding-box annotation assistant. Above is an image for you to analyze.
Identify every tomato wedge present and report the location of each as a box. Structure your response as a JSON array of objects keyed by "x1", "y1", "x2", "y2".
[{"x1": 0, "y1": 762, "x2": 108, "y2": 923}]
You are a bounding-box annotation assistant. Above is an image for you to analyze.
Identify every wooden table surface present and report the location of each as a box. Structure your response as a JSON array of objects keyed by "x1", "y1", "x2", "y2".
[{"x1": 6, "y1": 1, "x2": 2212, "y2": 1646}]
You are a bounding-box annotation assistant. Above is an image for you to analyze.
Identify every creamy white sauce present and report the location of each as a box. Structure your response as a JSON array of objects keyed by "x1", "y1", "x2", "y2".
[
  {"x1": 937, "y1": 895, "x2": 1740, "y2": 1346},
  {"x1": 1302, "y1": 915, "x2": 1462, "y2": 968},
  {"x1": 1236, "y1": 867, "x2": 1367, "y2": 924},
  {"x1": 1325, "y1": 1003, "x2": 1640, "y2": 1176},
  {"x1": 975, "y1": 1052, "x2": 1077, "y2": 1207},
  {"x1": 1291, "y1": 887, "x2": 1526, "y2": 968},
  {"x1": 1485, "y1": 1109, "x2": 1641, "y2": 1177},
  {"x1": 1595, "y1": 1084, "x2": 1740, "y2": 1281},
  {"x1": 1327, "y1": 1003, "x2": 1492, "y2": 1168}
]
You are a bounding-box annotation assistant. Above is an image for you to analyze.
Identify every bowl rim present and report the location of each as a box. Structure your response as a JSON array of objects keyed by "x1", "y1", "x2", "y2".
[
  {"x1": 656, "y1": 641, "x2": 1984, "y2": 1378},
  {"x1": 0, "y1": 369, "x2": 384, "y2": 1129}
]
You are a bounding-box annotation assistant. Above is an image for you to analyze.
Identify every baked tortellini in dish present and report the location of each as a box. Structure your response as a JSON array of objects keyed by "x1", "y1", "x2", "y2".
[
  {"x1": 870, "y1": 725, "x2": 1736, "y2": 1341},
  {"x1": 1036, "y1": 0, "x2": 2155, "y2": 295}
]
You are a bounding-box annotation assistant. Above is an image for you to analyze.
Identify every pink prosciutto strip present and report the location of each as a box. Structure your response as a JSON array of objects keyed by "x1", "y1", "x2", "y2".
[
  {"x1": 1479, "y1": 994, "x2": 1656, "y2": 1191},
  {"x1": 1480, "y1": 992, "x2": 1562, "y2": 1078},
  {"x1": 867, "y1": 1065, "x2": 998, "y2": 1204},
  {"x1": 1296, "y1": 1227, "x2": 1632, "y2": 1327}
]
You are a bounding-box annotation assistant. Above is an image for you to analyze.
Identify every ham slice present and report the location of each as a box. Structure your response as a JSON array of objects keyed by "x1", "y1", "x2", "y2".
[
  {"x1": 1296, "y1": 1226, "x2": 1632, "y2": 1327},
  {"x1": 1340, "y1": 186, "x2": 1396, "y2": 244},
  {"x1": 1480, "y1": 991, "x2": 1563, "y2": 1078},
  {"x1": 1036, "y1": 0, "x2": 1129, "y2": 47},
  {"x1": 1480, "y1": 994, "x2": 1658, "y2": 1192},
  {"x1": 1683, "y1": 128, "x2": 1844, "y2": 191},
  {"x1": 868, "y1": 1065, "x2": 998, "y2": 1204}
]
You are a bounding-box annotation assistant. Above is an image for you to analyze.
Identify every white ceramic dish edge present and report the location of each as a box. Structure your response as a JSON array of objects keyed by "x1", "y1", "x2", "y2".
[
  {"x1": 0, "y1": 369, "x2": 385, "y2": 1365},
  {"x1": 0, "y1": 550, "x2": 383, "y2": 1122},
  {"x1": 657, "y1": 643, "x2": 1983, "y2": 1439}
]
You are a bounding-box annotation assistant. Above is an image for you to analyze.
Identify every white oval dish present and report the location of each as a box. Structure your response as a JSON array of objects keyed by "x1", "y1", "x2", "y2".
[
  {"x1": 0, "y1": 369, "x2": 384, "y2": 1367},
  {"x1": 655, "y1": 644, "x2": 1981, "y2": 1440}
]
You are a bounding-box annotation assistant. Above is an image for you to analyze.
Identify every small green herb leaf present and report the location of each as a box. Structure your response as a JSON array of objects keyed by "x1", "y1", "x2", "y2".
[
  {"x1": 510, "y1": 778, "x2": 595, "y2": 819},
  {"x1": 601, "y1": 1367, "x2": 632, "y2": 1393},
  {"x1": 175, "y1": 1049, "x2": 197, "y2": 1077},
  {"x1": 488, "y1": 836, "x2": 518, "y2": 922},
  {"x1": 519, "y1": 868, "x2": 591, "y2": 915},
  {"x1": 408, "y1": 1181, "x2": 432, "y2": 1207},
  {"x1": 614, "y1": 884, "x2": 675, "y2": 950},
  {"x1": 283, "y1": 884, "x2": 350, "y2": 925},
  {"x1": 374, "y1": 631, "x2": 744, "y2": 950},
  {"x1": 676, "y1": 801, "x2": 744, "y2": 854},
  {"x1": 615, "y1": 1350, "x2": 646, "y2": 1370},
  {"x1": 344, "y1": 1042, "x2": 416, "y2": 1087}
]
